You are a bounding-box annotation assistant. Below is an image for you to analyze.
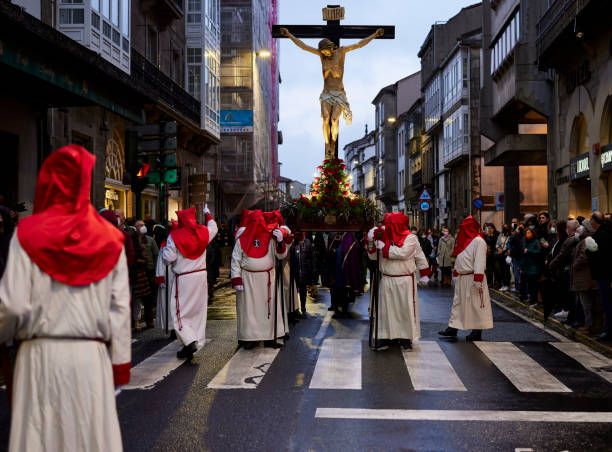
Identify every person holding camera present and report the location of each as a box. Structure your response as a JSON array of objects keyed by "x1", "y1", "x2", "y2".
[{"x1": 367, "y1": 213, "x2": 431, "y2": 350}]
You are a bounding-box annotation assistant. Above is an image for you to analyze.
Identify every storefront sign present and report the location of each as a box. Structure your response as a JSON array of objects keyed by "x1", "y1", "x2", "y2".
[
  {"x1": 220, "y1": 110, "x2": 253, "y2": 133},
  {"x1": 601, "y1": 144, "x2": 612, "y2": 172},
  {"x1": 570, "y1": 152, "x2": 590, "y2": 180}
]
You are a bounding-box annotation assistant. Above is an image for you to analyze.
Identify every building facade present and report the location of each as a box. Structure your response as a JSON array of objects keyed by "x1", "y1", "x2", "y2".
[
  {"x1": 373, "y1": 84, "x2": 398, "y2": 211},
  {"x1": 2, "y1": 0, "x2": 220, "y2": 224},
  {"x1": 481, "y1": 0, "x2": 549, "y2": 224},
  {"x1": 219, "y1": 0, "x2": 280, "y2": 219},
  {"x1": 536, "y1": 0, "x2": 612, "y2": 218},
  {"x1": 343, "y1": 130, "x2": 377, "y2": 203}
]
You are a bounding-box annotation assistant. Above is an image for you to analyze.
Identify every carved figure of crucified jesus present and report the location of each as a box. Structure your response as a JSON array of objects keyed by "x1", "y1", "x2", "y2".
[{"x1": 280, "y1": 27, "x2": 384, "y2": 158}]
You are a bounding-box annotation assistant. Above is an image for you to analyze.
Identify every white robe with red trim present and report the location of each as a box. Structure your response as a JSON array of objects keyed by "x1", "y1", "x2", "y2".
[
  {"x1": 231, "y1": 240, "x2": 289, "y2": 341},
  {"x1": 0, "y1": 234, "x2": 131, "y2": 452},
  {"x1": 368, "y1": 234, "x2": 430, "y2": 340},
  {"x1": 448, "y1": 236, "x2": 493, "y2": 330},
  {"x1": 155, "y1": 247, "x2": 175, "y2": 331},
  {"x1": 162, "y1": 220, "x2": 218, "y2": 348}
]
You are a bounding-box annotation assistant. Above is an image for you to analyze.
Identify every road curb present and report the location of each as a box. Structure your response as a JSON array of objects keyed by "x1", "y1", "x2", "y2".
[{"x1": 490, "y1": 288, "x2": 612, "y2": 359}]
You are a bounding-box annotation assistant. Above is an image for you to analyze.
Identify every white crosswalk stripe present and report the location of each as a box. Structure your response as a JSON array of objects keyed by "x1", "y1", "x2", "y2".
[
  {"x1": 475, "y1": 342, "x2": 572, "y2": 392},
  {"x1": 124, "y1": 341, "x2": 184, "y2": 390},
  {"x1": 309, "y1": 339, "x2": 362, "y2": 390},
  {"x1": 549, "y1": 342, "x2": 612, "y2": 384},
  {"x1": 207, "y1": 347, "x2": 280, "y2": 389},
  {"x1": 402, "y1": 341, "x2": 466, "y2": 391}
]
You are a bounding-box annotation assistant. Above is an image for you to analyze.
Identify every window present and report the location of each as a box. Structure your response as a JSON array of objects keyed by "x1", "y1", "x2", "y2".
[
  {"x1": 111, "y1": 0, "x2": 118, "y2": 26},
  {"x1": 91, "y1": 11, "x2": 100, "y2": 28},
  {"x1": 121, "y1": 0, "x2": 129, "y2": 36},
  {"x1": 147, "y1": 27, "x2": 158, "y2": 66},
  {"x1": 91, "y1": 0, "x2": 98, "y2": 11},
  {"x1": 102, "y1": 0, "x2": 109, "y2": 19},
  {"x1": 112, "y1": 28, "x2": 120, "y2": 45},
  {"x1": 187, "y1": 48, "x2": 202, "y2": 99},
  {"x1": 491, "y1": 8, "x2": 520, "y2": 75},
  {"x1": 103, "y1": 21, "x2": 111, "y2": 38},
  {"x1": 188, "y1": 0, "x2": 201, "y2": 23},
  {"x1": 60, "y1": 8, "x2": 85, "y2": 24}
]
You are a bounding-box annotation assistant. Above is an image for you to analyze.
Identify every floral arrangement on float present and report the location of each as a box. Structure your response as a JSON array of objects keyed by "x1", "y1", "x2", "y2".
[{"x1": 282, "y1": 158, "x2": 381, "y2": 230}]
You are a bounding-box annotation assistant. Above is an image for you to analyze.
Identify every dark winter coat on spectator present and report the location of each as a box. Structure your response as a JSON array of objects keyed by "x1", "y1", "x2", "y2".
[
  {"x1": 586, "y1": 221, "x2": 612, "y2": 280},
  {"x1": 520, "y1": 238, "x2": 541, "y2": 276},
  {"x1": 572, "y1": 232, "x2": 597, "y2": 292},
  {"x1": 290, "y1": 238, "x2": 316, "y2": 286},
  {"x1": 549, "y1": 235, "x2": 578, "y2": 281}
]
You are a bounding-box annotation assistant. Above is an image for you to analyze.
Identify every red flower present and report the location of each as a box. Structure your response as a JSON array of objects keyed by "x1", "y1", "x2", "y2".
[
  {"x1": 325, "y1": 202, "x2": 333, "y2": 209},
  {"x1": 314, "y1": 177, "x2": 320, "y2": 182},
  {"x1": 343, "y1": 191, "x2": 349, "y2": 196},
  {"x1": 336, "y1": 202, "x2": 343, "y2": 208},
  {"x1": 350, "y1": 198, "x2": 359, "y2": 206}
]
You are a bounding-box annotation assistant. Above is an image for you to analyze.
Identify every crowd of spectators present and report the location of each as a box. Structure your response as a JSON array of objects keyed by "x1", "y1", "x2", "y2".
[{"x1": 482, "y1": 211, "x2": 612, "y2": 343}]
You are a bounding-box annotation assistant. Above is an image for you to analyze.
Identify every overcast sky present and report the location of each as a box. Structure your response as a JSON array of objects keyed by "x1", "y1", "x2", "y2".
[{"x1": 277, "y1": 0, "x2": 479, "y2": 184}]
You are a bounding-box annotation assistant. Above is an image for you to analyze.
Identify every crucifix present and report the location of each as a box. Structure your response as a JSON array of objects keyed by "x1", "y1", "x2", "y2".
[{"x1": 273, "y1": 5, "x2": 395, "y2": 159}]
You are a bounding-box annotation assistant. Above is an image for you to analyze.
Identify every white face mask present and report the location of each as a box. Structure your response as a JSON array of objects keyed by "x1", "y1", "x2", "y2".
[
  {"x1": 139, "y1": 226, "x2": 147, "y2": 235},
  {"x1": 550, "y1": 227, "x2": 556, "y2": 234},
  {"x1": 577, "y1": 225, "x2": 585, "y2": 234},
  {"x1": 117, "y1": 218, "x2": 121, "y2": 226},
  {"x1": 574, "y1": 232, "x2": 580, "y2": 239}
]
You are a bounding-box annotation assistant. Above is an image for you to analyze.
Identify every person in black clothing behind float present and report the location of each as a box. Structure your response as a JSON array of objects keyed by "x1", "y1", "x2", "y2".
[
  {"x1": 206, "y1": 236, "x2": 221, "y2": 303},
  {"x1": 483, "y1": 223, "x2": 500, "y2": 287},
  {"x1": 217, "y1": 221, "x2": 234, "y2": 268},
  {"x1": 290, "y1": 232, "x2": 316, "y2": 318},
  {"x1": 585, "y1": 211, "x2": 612, "y2": 342},
  {"x1": 312, "y1": 232, "x2": 327, "y2": 292}
]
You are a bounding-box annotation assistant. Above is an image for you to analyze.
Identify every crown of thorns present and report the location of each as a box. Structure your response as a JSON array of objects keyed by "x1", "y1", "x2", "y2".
[{"x1": 318, "y1": 39, "x2": 336, "y2": 50}]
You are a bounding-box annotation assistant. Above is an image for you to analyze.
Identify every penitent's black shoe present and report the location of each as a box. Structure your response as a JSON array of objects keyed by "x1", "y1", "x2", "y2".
[
  {"x1": 465, "y1": 330, "x2": 482, "y2": 342},
  {"x1": 264, "y1": 340, "x2": 283, "y2": 349},
  {"x1": 242, "y1": 341, "x2": 257, "y2": 350},
  {"x1": 177, "y1": 341, "x2": 197, "y2": 360},
  {"x1": 438, "y1": 327, "x2": 458, "y2": 337},
  {"x1": 399, "y1": 339, "x2": 412, "y2": 350},
  {"x1": 374, "y1": 339, "x2": 392, "y2": 350}
]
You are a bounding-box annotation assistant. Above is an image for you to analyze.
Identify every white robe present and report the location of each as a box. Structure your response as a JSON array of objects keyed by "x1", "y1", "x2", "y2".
[
  {"x1": 281, "y1": 257, "x2": 299, "y2": 315},
  {"x1": 155, "y1": 246, "x2": 175, "y2": 331},
  {"x1": 231, "y1": 240, "x2": 289, "y2": 341},
  {"x1": 162, "y1": 220, "x2": 218, "y2": 348},
  {"x1": 0, "y1": 234, "x2": 131, "y2": 452},
  {"x1": 368, "y1": 235, "x2": 430, "y2": 340},
  {"x1": 448, "y1": 236, "x2": 493, "y2": 330}
]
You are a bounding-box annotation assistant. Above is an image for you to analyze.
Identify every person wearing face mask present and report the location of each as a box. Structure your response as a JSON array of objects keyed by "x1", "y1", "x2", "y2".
[
  {"x1": 417, "y1": 229, "x2": 432, "y2": 261},
  {"x1": 133, "y1": 219, "x2": 159, "y2": 330},
  {"x1": 437, "y1": 226, "x2": 454, "y2": 287},
  {"x1": 519, "y1": 228, "x2": 542, "y2": 305},
  {"x1": 545, "y1": 220, "x2": 577, "y2": 322},
  {"x1": 507, "y1": 223, "x2": 525, "y2": 293}
]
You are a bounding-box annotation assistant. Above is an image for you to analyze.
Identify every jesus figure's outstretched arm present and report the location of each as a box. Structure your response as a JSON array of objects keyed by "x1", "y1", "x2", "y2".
[
  {"x1": 280, "y1": 28, "x2": 320, "y2": 56},
  {"x1": 342, "y1": 28, "x2": 384, "y2": 53}
]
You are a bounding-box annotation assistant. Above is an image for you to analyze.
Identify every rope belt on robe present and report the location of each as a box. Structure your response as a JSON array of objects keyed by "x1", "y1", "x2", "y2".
[
  {"x1": 174, "y1": 268, "x2": 207, "y2": 331},
  {"x1": 453, "y1": 270, "x2": 485, "y2": 308},
  {"x1": 382, "y1": 273, "x2": 416, "y2": 321},
  {"x1": 23, "y1": 336, "x2": 109, "y2": 344},
  {"x1": 244, "y1": 267, "x2": 274, "y2": 319}
]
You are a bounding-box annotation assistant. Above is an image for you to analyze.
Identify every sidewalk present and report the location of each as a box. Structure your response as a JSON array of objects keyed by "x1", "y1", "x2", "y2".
[{"x1": 490, "y1": 288, "x2": 612, "y2": 359}]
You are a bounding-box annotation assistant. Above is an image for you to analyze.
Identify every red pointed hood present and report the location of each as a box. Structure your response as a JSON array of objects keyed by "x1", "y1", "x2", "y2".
[
  {"x1": 383, "y1": 212, "x2": 412, "y2": 248},
  {"x1": 263, "y1": 210, "x2": 283, "y2": 229},
  {"x1": 170, "y1": 207, "x2": 210, "y2": 259},
  {"x1": 453, "y1": 215, "x2": 484, "y2": 257},
  {"x1": 239, "y1": 210, "x2": 274, "y2": 258},
  {"x1": 17, "y1": 145, "x2": 124, "y2": 286}
]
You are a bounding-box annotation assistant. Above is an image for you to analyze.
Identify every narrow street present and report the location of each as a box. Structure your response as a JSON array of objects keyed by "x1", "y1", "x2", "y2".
[{"x1": 3, "y1": 285, "x2": 609, "y2": 452}]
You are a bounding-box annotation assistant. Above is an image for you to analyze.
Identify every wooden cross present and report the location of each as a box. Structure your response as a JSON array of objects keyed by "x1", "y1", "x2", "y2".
[{"x1": 273, "y1": 5, "x2": 395, "y2": 159}]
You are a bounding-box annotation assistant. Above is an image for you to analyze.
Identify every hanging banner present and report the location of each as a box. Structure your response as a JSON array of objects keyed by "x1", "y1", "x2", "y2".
[{"x1": 221, "y1": 110, "x2": 253, "y2": 133}]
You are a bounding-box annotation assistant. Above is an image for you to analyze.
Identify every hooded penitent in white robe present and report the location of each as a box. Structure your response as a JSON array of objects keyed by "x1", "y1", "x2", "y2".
[
  {"x1": 155, "y1": 246, "x2": 175, "y2": 331},
  {"x1": 162, "y1": 220, "x2": 218, "y2": 349},
  {"x1": 231, "y1": 240, "x2": 289, "y2": 341},
  {"x1": 368, "y1": 234, "x2": 430, "y2": 340},
  {"x1": 0, "y1": 237, "x2": 131, "y2": 452},
  {"x1": 448, "y1": 236, "x2": 493, "y2": 330}
]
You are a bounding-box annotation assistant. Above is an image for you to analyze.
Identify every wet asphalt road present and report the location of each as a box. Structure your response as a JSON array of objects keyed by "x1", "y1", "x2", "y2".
[{"x1": 1, "y1": 285, "x2": 611, "y2": 451}]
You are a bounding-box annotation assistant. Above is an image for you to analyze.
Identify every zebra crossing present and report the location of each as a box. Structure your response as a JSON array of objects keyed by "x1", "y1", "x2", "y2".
[{"x1": 201, "y1": 339, "x2": 611, "y2": 393}]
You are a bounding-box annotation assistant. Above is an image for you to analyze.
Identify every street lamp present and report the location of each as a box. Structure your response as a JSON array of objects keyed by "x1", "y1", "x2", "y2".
[
  {"x1": 257, "y1": 50, "x2": 272, "y2": 58},
  {"x1": 387, "y1": 117, "x2": 396, "y2": 124}
]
